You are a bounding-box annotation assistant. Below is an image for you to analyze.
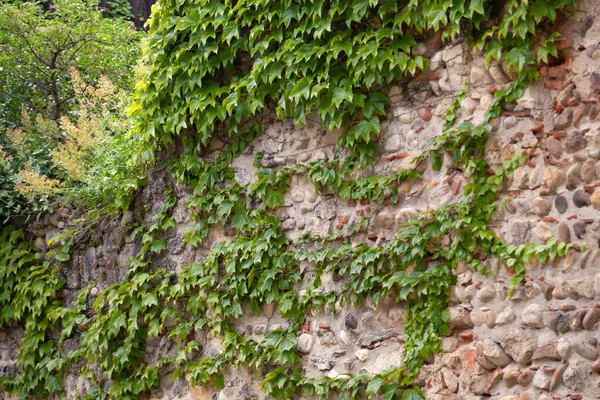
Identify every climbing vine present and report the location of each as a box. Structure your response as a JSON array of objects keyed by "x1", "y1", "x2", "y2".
[{"x1": 0, "y1": 0, "x2": 579, "y2": 399}]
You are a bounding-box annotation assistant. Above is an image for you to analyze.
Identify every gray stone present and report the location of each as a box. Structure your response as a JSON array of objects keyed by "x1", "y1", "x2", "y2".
[
  {"x1": 297, "y1": 334, "x2": 315, "y2": 353},
  {"x1": 375, "y1": 211, "x2": 395, "y2": 230},
  {"x1": 490, "y1": 64, "x2": 511, "y2": 84},
  {"x1": 254, "y1": 324, "x2": 267, "y2": 335},
  {"x1": 557, "y1": 337, "x2": 572, "y2": 360},
  {"x1": 441, "y1": 369, "x2": 459, "y2": 393},
  {"x1": 500, "y1": 330, "x2": 537, "y2": 364},
  {"x1": 344, "y1": 313, "x2": 357, "y2": 330},
  {"x1": 521, "y1": 304, "x2": 543, "y2": 328},
  {"x1": 358, "y1": 328, "x2": 398, "y2": 346},
  {"x1": 557, "y1": 313, "x2": 571, "y2": 333},
  {"x1": 384, "y1": 135, "x2": 402, "y2": 153},
  {"x1": 573, "y1": 189, "x2": 591, "y2": 207},
  {"x1": 573, "y1": 222, "x2": 586, "y2": 239},
  {"x1": 510, "y1": 220, "x2": 532, "y2": 244},
  {"x1": 496, "y1": 307, "x2": 516, "y2": 326},
  {"x1": 482, "y1": 339, "x2": 512, "y2": 368},
  {"x1": 554, "y1": 108, "x2": 573, "y2": 130},
  {"x1": 571, "y1": 279, "x2": 594, "y2": 299},
  {"x1": 555, "y1": 195, "x2": 568, "y2": 214},
  {"x1": 546, "y1": 137, "x2": 564, "y2": 158},
  {"x1": 565, "y1": 130, "x2": 587, "y2": 153},
  {"x1": 460, "y1": 97, "x2": 479, "y2": 115},
  {"x1": 475, "y1": 341, "x2": 497, "y2": 370},
  {"x1": 563, "y1": 359, "x2": 586, "y2": 390},
  {"x1": 532, "y1": 369, "x2": 551, "y2": 390},
  {"x1": 504, "y1": 116, "x2": 518, "y2": 130},
  {"x1": 573, "y1": 340, "x2": 598, "y2": 360},
  {"x1": 557, "y1": 84, "x2": 575, "y2": 106},
  {"x1": 470, "y1": 66, "x2": 493, "y2": 86}
]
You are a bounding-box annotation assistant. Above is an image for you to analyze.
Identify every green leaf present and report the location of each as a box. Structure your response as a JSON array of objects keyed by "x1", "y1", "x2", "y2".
[
  {"x1": 264, "y1": 190, "x2": 283, "y2": 208},
  {"x1": 366, "y1": 375, "x2": 383, "y2": 395},
  {"x1": 403, "y1": 388, "x2": 425, "y2": 400},
  {"x1": 381, "y1": 382, "x2": 398, "y2": 400},
  {"x1": 505, "y1": 45, "x2": 533, "y2": 73},
  {"x1": 151, "y1": 239, "x2": 167, "y2": 254},
  {"x1": 289, "y1": 78, "x2": 311, "y2": 100},
  {"x1": 214, "y1": 371, "x2": 225, "y2": 389}
]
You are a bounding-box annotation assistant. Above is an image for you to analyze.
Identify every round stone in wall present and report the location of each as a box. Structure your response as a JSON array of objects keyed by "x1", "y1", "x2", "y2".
[
  {"x1": 573, "y1": 190, "x2": 591, "y2": 208},
  {"x1": 521, "y1": 304, "x2": 544, "y2": 328},
  {"x1": 344, "y1": 313, "x2": 358, "y2": 330},
  {"x1": 555, "y1": 195, "x2": 568, "y2": 214},
  {"x1": 543, "y1": 167, "x2": 565, "y2": 191},
  {"x1": 591, "y1": 189, "x2": 600, "y2": 209},
  {"x1": 418, "y1": 106, "x2": 432, "y2": 122},
  {"x1": 297, "y1": 333, "x2": 314, "y2": 353}
]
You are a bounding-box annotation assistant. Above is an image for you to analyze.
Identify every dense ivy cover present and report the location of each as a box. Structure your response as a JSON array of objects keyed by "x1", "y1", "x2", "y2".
[
  {"x1": 0, "y1": 0, "x2": 579, "y2": 399},
  {"x1": 133, "y1": 0, "x2": 574, "y2": 163}
]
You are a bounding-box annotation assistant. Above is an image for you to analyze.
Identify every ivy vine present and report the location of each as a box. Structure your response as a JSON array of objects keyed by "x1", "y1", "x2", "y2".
[{"x1": 0, "y1": 0, "x2": 580, "y2": 399}]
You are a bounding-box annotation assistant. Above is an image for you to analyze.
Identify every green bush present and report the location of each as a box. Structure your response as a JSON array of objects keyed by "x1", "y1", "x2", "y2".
[
  {"x1": 0, "y1": 0, "x2": 142, "y2": 124},
  {"x1": 0, "y1": 70, "x2": 146, "y2": 223},
  {"x1": 0, "y1": 0, "x2": 145, "y2": 223}
]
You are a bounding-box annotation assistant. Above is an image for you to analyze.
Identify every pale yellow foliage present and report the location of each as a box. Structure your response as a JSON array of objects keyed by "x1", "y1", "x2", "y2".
[
  {"x1": 7, "y1": 127, "x2": 26, "y2": 147},
  {"x1": 16, "y1": 164, "x2": 60, "y2": 198},
  {"x1": 0, "y1": 144, "x2": 10, "y2": 162},
  {"x1": 52, "y1": 140, "x2": 84, "y2": 180},
  {"x1": 48, "y1": 69, "x2": 122, "y2": 183}
]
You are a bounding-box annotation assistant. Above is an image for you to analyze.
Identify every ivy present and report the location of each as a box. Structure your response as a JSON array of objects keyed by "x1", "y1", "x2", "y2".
[{"x1": 1, "y1": 0, "x2": 581, "y2": 399}]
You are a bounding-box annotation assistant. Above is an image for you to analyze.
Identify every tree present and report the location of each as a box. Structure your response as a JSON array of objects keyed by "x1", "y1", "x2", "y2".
[{"x1": 0, "y1": 0, "x2": 142, "y2": 123}]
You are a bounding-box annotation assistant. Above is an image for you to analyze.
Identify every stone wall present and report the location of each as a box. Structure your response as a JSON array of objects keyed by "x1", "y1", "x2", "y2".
[{"x1": 4, "y1": 1, "x2": 600, "y2": 399}]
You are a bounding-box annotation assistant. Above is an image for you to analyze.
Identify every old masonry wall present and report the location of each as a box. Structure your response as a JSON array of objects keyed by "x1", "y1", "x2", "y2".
[{"x1": 5, "y1": 1, "x2": 600, "y2": 399}]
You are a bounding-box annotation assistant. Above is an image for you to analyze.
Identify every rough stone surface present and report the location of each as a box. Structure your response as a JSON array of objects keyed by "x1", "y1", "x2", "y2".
[
  {"x1": 482, "y1": 339, "x2": 512, "y2": 368},
  {"x1": 6, "y1": 10, "x2": 600, "y2": 400},
  {"x1": 500, "y1": 331, "x2": 537, "y2": 365}
]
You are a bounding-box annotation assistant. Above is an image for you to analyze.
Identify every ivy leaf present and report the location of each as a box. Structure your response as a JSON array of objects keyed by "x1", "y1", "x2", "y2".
[
  {"x1": 380, "y1": 382, "x2": 398, "y2": 400},
  {"x1": 427, "y1": 8, "x2": 448, "y2": 30},
  {"x1": 363, "y1": 92, "x2": 389, "y2": 118},
  {"x1": 351, "y1": 116, "x2": 380, "y2": 144},
  {"x1": 484, "y1": 40, "x2": 502, "y2": 67},
  {"x1": 217, "y1": 200, "x2": 234, "y2": 219},
  {"x1": 537, "y1": 43, "x2": 557, "y2": 64},
  {"x1": 142, "y1": 293, "x2": 158, "y2": 308},
  {"x1": 264, "y1": 190, "x2": 283, "y2": 208},
  {"x1": 289, "y1": 78, "x2": 311, "y2": 100},
  {"x1": 469, "y1": 0, "x2": 485, "y2": 16},
  {"x1": 505, "y1": 46, "x2": 532, "y2": 73},
  {"x1": 214, "y1": 372, "x2": 225, "y2": 389},
  {"x1": 151, "y1": 239, "x2": 167, "y2": 254},
  {"x1": 365, "y1": 375, "x2": 383, "y2": 395},
  {"x1": 402, "y1": 388, "x2": 425, "y2": 400}
]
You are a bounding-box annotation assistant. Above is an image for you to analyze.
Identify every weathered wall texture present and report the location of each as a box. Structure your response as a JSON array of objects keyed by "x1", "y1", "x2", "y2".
[{"x1": 4, "y1": 1, "x2": 600, "y2": 399}]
